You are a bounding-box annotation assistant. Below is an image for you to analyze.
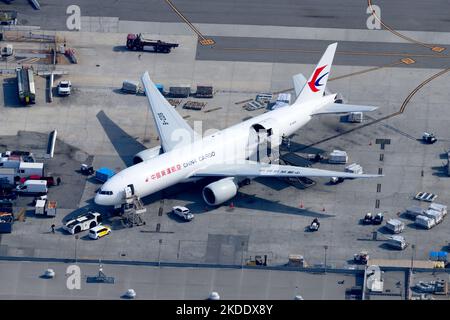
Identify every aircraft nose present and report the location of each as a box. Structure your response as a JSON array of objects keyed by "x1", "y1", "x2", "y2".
[{"x1": 94, "y1": 193, "x2": 110, "y2": 206}]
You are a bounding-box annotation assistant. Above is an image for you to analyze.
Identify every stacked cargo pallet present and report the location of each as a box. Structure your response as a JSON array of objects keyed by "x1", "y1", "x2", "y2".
[{"x1": 183, "y1": 101, "x2": 206, "y2": 111}]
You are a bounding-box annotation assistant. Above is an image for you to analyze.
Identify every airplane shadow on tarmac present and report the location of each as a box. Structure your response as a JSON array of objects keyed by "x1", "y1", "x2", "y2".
[
  {"x1": 139, "y1": 178, "x2": 335, "y2": 219},
  {"x1": 96, "y1": 110, "x2": 147, "y2": 167}
]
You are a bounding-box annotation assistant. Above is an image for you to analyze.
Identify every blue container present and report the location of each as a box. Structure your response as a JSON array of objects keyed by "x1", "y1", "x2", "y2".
[
  {"x1": 155, "y1": 84, "x2": 164, "y2": 94},
  {"x1": 95, "y1": 167, "x2": 116, "y2": 182},
  {"x1": 429, "y1": 251, "x2": 448, "y2": 262}
]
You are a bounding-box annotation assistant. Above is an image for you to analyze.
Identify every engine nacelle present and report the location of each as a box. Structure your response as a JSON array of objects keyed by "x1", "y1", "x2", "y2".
[
  {"x1": 202, "y1": 177, "x2": 238, "y2": 206},
  {"x1": 133, "y1": 146, "x2": 163, "y2": 164}
]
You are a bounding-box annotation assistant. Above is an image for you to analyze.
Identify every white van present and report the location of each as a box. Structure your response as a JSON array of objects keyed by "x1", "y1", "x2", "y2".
[{"x1": 16, "y1": 180, "x2": 48, "y2": 195}]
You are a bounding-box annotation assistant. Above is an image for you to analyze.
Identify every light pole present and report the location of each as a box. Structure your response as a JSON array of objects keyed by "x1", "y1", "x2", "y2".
[
  {"x1": 158, "y1": 239, "x2": 162, "y2": 267},
  {"x1": 324, "y1": 245, "x2": 328, "y2": 273},
  {"x1": 410, "y1": 244, "x2": 416, "y2": 273},
  {"x1": 75, "y1": 235, "x2": 79, "y2": 264},
  {"x1": 241, "y1": 241, "x2": 245, "y2": 269}
]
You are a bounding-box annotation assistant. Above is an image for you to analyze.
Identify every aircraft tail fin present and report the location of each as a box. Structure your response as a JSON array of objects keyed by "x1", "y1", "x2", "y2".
[{"x1": 295, "y1": 42, "x2": 337, "y2": 103}]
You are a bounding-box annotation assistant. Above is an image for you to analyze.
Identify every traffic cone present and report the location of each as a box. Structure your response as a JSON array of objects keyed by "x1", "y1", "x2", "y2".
[{"x1": 300, "y1": 201, "x2": 304, "y2": 209}]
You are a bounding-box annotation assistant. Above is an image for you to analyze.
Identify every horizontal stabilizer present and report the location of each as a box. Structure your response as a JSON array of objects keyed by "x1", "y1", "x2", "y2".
[
  {"x1": 192, "y1": 161, "x2": 382, "y2": 179},
  {"x1": 311, "y1": 103, "x2": 377, "y2": 116},
  {"x1": 293, "y1": 73, "x2": 307, "y2": 98}
]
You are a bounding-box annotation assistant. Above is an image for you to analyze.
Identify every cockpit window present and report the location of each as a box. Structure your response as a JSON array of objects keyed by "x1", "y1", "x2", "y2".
[{"x1": 99, "y1": 190, "x2": 113, "y2": 195}]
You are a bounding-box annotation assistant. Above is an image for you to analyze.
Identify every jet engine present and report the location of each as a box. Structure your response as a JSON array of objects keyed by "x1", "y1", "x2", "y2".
[
  {"x1": 202, "y1": 177, "x2": 238, "y2": 206},
  {"x1": 133, "y1": 146, "x2": 163, "y2": 164}
]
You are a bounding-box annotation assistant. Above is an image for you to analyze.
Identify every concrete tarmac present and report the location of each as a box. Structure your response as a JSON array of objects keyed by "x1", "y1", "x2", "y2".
[{"x1": 8, "y1": 0, "x2": 450, "y2": 32}]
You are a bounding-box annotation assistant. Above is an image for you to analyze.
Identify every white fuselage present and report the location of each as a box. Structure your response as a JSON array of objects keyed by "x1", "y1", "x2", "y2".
[{"x1": 94, "y1": 95, "x2": 334, "y2": 206}]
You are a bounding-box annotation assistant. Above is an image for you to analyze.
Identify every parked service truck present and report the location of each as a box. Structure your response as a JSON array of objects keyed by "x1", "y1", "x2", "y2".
[
  {"x1": 423, "y1": 209, "x2": 444, "y2": 224},
  {"x1": 405, "y1": 206, "x2": 425, "y2": 219},
  {"x1": 415, "y1": 215, "x2": 435, "y2": 229},
  {"x1": 17, "y1": 162, "x2": 44, "y2": 178},
  {"x1": 16, "y1": 180, "x2": 48, "y2": 195},
  {"x1": 386, "y1": 235, "x2": 407, "y2": 250},
  {"x1": 126, "y1": 34, "x2": 179, "y2": 53},
  {"x1": 385, "y1": 219, "x2": 405, "y2": 234},
  {"x1": 429, "y1": 203, "x2": 447, "y2": 216},
  {"x1": 16, "y1": 67, "x2": 36, "y2": 105}
]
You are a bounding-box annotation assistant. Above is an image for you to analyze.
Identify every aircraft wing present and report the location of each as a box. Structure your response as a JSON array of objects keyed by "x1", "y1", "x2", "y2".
[
  {"x1": 311, "y1": 103, "x2": 377, "y2": 116},
  {"x1": 192, "y1": 161, "x2": 382, "y2": 179},
  {"x1": 141, "y1": 72, "x2": 199, "y2": 152}
]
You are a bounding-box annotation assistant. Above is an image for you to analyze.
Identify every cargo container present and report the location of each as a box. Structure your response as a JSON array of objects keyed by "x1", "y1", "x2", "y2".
[
  {"x1": 195, "y1": 85, "x2": 213, "y2": 98},
  {"x1": 155, "y1": 84, "x2": 164, "y2": 94},
  {"x1": 345, "y1": 163, "x2": 363, "y2": 175},
  {"x1": 415, "y1": 215, "x2": 435, "y2": 229},
  {"x1": 272, "y1": 93, "x2": 291, "y2": 110},
  {"x1": 17, "y1": 162, "x2": 44, "y2": 178},
  {"x1": 328, "y1": 150, "x2": 348, "y2": 164},
  {"x1": 429, "y1": 251, "x2": 448, "y2": 262},
  {"x1": 255, "y1": 93, "x2": 272, "y2": 105},
  {"x1": 169, "y1": 86, "x2": 190, "y2": 98},
  {"x1": 35, "y1": 199, "x2": 46, "y2": 215},
  {"x1": 348, "y1": 112, "x2": 363, "y2": 123},
  {"x1": 385, "y1": 219, "x2": 405, "y2": 234},
  {"x1": 95, "y1": 167, "x2": 116, "y2": 183},
  {"x1": 46, "y1": 201, "x2": 57, "y2": 217}
]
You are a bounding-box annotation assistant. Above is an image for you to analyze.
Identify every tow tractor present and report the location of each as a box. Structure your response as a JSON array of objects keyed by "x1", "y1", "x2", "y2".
[
  {"x1": 353, "y1": 251, "x2": 369, "y2": 264},
  {"x1": 362, "y1": 212, "x2": 383, "y2": 225},
  {"x1": 362, "y1": 212, "x2": 373, "y2": 225},
  {"x1": 330, "y1": 176, "x2": 344, "y2": 185},
  {"x1": 309, "y1": 218, "x2": 320, "y2": 231},
  {"x1": 373, "y1": 212, "x2": 384, "y2": 225},
  {"x1": 80, "y1": 164, "x2": 94, "y2": 175},
  {"x1": 126, "y1": 34, "x2": 179, "y2": 53},
  {"x1": 422, "y1": 132, "x2": 437, "y2": 144}
]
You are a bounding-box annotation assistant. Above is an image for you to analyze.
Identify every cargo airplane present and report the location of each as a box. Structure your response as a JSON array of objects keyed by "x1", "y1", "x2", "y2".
[{"x1": 95, "y1": 43, "x2": 381, "y2": 207}]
